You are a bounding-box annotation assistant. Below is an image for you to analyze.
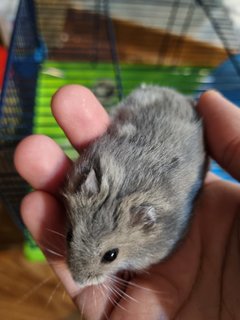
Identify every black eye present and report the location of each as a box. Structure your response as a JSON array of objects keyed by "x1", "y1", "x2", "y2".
[
  {"x1": 101, "y1": 248, "x2": 119, "y2": 263},
  {"x1": 66, "y1": 228, "x2": 73, "y2": 243}
]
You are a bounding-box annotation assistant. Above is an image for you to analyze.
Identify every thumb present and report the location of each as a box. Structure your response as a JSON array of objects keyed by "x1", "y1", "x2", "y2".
[{"x1": 197, "y1": 90, "x2": 240, "y2": 181}]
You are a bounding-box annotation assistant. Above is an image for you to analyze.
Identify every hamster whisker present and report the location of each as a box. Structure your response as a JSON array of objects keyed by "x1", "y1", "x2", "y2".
[
  {"x1": 43, "y1": 247, "x2": 65, "y2": 258},
  {"x1": 106, "y1": 274, "x2": 130, "y2": 287},
  {"x1": 98, "y1": 285, "x2": 111, "y2": 320},
  {"x1": 110, "y1": 285, "x2": 134, "y2": 304},
  {"x1": 93, "y1": 285, "x2": 97, "y2": 310},
  {"x1": 45, "y1": 281, "x2": 61, "y2": 308},
  {"x1": 111, "y1": 283, "x2": 139, "y2": 304},
  {"x1": 106, "y1": 274, "x2": 129, "y2": 292},
  {"x1": 108, "y1": 274, "x2": 163, "y2": 295},
  {"x1": 46, "y1": 236, "x2": 66, "y2": 251},
  {"x1": 45, "y1": 228, "x2": 66, "y2": 238},
  {"x1": 102, "y1": 283, "x2": 128, "y2": 314},
  {"x1": 139, "y1": 269, "x2": 150, "y2": 276},
  {"x1": 40, "y1": 238, "x2": 66, "y2": 256},
  {"x1": 62, "y1": 288, "x2": 66, "y2": 301},
  {"x1": 125, "y1": 280, "x2": 165, "y2": 295},
  {"x1": 102, "y1": 283, "x2": 116, "y2": 306},
  {"x1": 109, "y1": 275, "x2": 172, "y2": 305},
  {"x1": 48, "y1": 260, "x2": 67, "y2": 269},
  {"x1": 103, "y1": 282, "x2": 121, "y2": 302},
  {"x1": 102, "y1": 283, "x2": 122, "y2": 315},
  {"x1": 106, "y1": 275, "x2": 138, "y2": 303},
  {"x1": 17, "y1": 276, "x2": 53, "y2": 304},
  {"x1": 80, "y1": 292, "x2": 87, "y2": 320}
]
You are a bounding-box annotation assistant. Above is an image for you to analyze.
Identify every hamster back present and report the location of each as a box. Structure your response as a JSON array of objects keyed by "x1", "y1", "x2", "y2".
[{"x1": 64, "y1": 85, "x2": 207, "y2": 287}]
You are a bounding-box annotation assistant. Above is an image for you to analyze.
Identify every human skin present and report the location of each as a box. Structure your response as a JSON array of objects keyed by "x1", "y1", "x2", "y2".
[{"x1": 14, "y1": 86, "x2": 240, "y2": 319}]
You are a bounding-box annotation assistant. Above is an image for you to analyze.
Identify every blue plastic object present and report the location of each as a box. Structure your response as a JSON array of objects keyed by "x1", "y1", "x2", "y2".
[{"x1": 199, "y1": 54, "x2": 240, "y2": 107}]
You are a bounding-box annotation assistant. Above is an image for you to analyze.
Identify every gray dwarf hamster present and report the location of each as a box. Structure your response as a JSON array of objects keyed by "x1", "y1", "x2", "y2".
[{"x1": 63, "y1": 85, "x2": 207, "y2": 287}]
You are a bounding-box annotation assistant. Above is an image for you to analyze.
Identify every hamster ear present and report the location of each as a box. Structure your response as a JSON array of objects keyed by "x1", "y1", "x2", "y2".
[
  {"x1": 82, "y1": 168, "x2": 100, "y2": 196},
  {"x1": 130, "y1": 205, "x2": 156, "y2": 231}
]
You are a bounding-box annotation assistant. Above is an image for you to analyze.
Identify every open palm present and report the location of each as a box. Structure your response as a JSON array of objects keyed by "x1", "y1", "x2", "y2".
[{"x1": 15, "y1": 87, "x2": 240, "y2": 319}]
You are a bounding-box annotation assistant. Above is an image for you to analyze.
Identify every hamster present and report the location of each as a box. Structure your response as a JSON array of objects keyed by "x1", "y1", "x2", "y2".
[{"x1": 63, "y1": 85, "x2": 207, "y2": 287}]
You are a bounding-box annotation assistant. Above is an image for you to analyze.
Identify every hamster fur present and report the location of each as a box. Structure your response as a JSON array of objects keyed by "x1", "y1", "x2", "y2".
[{"x1": 63, "y1": 85, "x2": 207, "y2": 287}]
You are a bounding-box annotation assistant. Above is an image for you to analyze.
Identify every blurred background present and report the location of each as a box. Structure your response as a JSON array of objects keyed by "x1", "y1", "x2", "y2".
[{"x1": 0, "y1": 0, "x2": 240, "y2": 319}]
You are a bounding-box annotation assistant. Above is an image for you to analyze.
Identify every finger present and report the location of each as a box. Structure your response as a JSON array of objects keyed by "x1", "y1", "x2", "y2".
[
  {"x1": 21, "y1": 191, "x2": 113, "y2": 318},
  {"x1": 197, "y1": 90, "x2": 240, "y2": 181},
  {"x1": 21, "y1": 191, "x2": 78, "y2": 294},
  {"x1": 21, "y1": 190, "x2": 66, "y2": 257},
  {"x1": 204, "y1": 171, "x2": 221, "y2": 184},
  {"x1": 14, "y1": 135, "x2": 71, "y2": 193},
  {"x1": 51, "y1": 85, "x2": 110, "y2": 150},
  {"x1": 111, "y1": 278, "x2": 169, "y2": 320},
  {"x1": 73, "y1": 283, "x2": 116, "y2": 320},
  {"x1": 15, "y1": 85, "x2": 110, "y2": 193}
]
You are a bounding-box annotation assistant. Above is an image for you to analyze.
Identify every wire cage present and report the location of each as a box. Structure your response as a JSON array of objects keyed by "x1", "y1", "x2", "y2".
[
  {"x1": 0, "y1": 0, "x2": 46, "y2": 228},
  {"x1": 1, "y1": 0, "x2": 240, "y2": 229}
]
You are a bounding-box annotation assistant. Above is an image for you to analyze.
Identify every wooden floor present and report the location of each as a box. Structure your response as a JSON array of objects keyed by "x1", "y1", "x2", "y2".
[{"x1": 0, "y1": 202, "x2": 78, "y2": 320}]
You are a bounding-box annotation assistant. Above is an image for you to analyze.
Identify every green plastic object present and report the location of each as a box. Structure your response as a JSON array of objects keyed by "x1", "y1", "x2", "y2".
[
  {"x1": 34, "y1": 61, "x2": 211, "y2": 159},
  {"x1": 23, "y1": 230, "x2": 45, "y2": 262}
]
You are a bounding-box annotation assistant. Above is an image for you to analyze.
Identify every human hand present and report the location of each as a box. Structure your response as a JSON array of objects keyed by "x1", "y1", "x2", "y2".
[{"x1": 14, "y1": 86, "x2": 240, "y2": 319}]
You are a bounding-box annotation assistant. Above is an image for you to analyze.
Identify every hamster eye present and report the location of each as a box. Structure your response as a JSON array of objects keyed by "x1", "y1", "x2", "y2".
[
  {"x1": 101, "y1": 248, "x2": 119, "y2": 263},
  {"x1": 66, "y1": 228, "x2": 73, "y2": 243}
]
